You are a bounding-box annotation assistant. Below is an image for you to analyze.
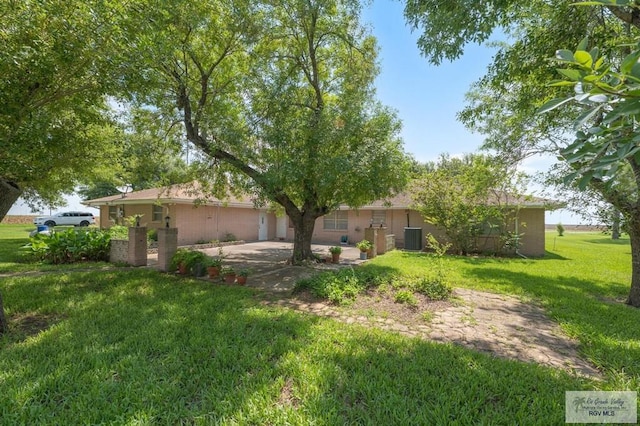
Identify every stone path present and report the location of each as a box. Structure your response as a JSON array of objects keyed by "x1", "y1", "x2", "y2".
[{"x1": 262, "y1": 288, "x2": 601, "y2": 379}]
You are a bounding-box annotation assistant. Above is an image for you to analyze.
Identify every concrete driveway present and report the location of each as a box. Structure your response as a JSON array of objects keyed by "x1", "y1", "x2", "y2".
[{"x1": 150, "y1": 241, "x2": 364, "y2": 293}]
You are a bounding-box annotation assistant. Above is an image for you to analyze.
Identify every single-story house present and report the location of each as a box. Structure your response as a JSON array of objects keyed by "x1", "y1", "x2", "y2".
[{"x1": 83, "y1": 184, "x2": 554, "y2": 256}]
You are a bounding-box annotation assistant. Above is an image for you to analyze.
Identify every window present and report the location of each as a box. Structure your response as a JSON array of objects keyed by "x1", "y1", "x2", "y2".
[
  {"x1": 323, "y1": 210, "x2": 348, "y2": 230},
  {"x1": 152, "y1": 204, "x2": 163, "y2": 222},
  {"x1": 371, "y1": 210, "x2": 387, "y2": 226},
  {"x1": 108, "y1": 206, "x2": 118, "y2": 221}
]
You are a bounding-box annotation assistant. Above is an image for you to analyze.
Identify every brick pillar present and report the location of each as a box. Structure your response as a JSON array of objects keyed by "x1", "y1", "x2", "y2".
[
  {"x1": 376, "y1": 227, "x2": 387, "y2": 255},
  {"x1": 364, "y1": 227, "x2": 378, "y2": 259},
  {"x1": 128, "y1": 227, "x2": 148, "y2": 267},
  {"x1": 157, "y1": 228, "x2": 178, "y2": 272}
]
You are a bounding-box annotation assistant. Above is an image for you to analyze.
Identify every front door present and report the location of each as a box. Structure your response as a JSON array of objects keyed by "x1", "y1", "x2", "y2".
[{"x1": 258, "y1": 212, "x2": 268, "y2": 241}]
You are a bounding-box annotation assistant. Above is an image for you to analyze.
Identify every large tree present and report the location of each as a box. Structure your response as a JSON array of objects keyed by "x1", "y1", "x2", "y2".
[
  {"x1": 404, "y1": 1, "x2": 640, "y2": 306},
  {"x1": 123, "y1": 0, "x2": 409, "y2": 263},
  {"x1": 78, "y1": 108, "x2": 192, "y2": 201},
  {"x1": 0, "y1": 0, "x2": 131, "y2": 221}
]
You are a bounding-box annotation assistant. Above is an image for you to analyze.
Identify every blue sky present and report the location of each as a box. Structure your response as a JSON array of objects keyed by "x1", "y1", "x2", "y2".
[{"x1": 9, "y1": 0, "x2": 579, "y2": 223}]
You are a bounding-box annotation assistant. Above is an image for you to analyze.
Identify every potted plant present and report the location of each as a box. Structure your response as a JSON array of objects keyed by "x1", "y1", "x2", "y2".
[
  {"x1": 329, "y1": 246, "x2": 342, "y2": 263},
  {"x1": 206, "y1": 257, "x2": 222, "y2": 279},
  {"x1": 170, "y1": 249, "x2": 208, "y2": 276},
  {"x1": 356, "y1": 240, "x2": 372, "y2": 260},
  {"x1": 221, "y1": 266, "x2": 236, "y2": 284},
  {"x1": 170, "y1": 248, "x2": 192, "y2": 274},
  {"x1": 236, "y1": 268, "x2": 250, "y2": 285}
]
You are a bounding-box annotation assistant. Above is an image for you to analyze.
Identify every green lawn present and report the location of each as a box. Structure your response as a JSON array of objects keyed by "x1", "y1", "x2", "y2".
[{"x1": 0, "y1": 226, "x2": 638, "y2": 424}]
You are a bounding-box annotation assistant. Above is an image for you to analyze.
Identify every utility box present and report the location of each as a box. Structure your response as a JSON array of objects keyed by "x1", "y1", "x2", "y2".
[{"x1": 404, "y1": 227, "x2": 422, "y2": 251}]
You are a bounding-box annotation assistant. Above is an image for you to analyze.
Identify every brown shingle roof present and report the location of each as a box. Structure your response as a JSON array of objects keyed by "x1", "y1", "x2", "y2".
[{"x1": 82, "y1": 182, "x2": 253, "y2": 207}]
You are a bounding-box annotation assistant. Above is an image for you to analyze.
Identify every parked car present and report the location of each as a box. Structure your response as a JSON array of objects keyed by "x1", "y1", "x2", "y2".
[{"x1": 33, "y1": 212, "x2": 95, "y2": 227}]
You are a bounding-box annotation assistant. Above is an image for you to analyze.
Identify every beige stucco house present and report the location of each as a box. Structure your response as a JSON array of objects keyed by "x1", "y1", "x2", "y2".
[{"x1": 84, "y1": 184, "x2": 551, "y2": 256}]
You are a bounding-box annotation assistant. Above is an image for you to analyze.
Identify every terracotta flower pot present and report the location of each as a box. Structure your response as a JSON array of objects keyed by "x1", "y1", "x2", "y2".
[
  {"x1": 178, "y1": 262, "x2": 188, "y2": 275},
  {"x1": 223, "y1": 273, "x2": 236, "y2": 284},
  {"x1": 331, "y1": 253, "x2": 340, "y2": 263},
  {"x1": 236, "y1": 275, "x2": 247, "y2": 285},
  {"x1": 207, "y1": 266, "x2": 220, "y2": 279}
]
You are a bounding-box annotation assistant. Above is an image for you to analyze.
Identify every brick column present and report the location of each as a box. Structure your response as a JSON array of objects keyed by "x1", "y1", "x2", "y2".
[
  {"x1": 157, "y1": 228, "x2": 178, "y2": 272},
  {"x1": 376, "y1": 227, "x2": 388, "y2": 255},
  {"x1": 364, "y1": 227, "x2": 378, "y2": 259},
  {"x1": 128, "y1": 227, "x2": 148, "y2": 267}
]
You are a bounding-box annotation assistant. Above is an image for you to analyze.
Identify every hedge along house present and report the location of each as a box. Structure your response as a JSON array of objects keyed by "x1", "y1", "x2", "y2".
[
  {"x1": 299, "y1": 193, "x2": 554, "y2": 257},
  {"x1": 83, "y1": 184, "x2": 277, "y2": 246}
]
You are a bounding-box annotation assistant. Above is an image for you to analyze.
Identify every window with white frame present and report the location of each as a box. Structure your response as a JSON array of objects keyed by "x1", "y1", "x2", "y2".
[
  {"x1": 108, "y1": 205, "x2": 118, "y2": 222},
  {"x1": 372, "y1": 210, "x2": 387, "y2": 226},
  {"x1": 152, "y1": 204, "x2": 163, "y2": 222},
  {"x1": 323, "y1": 210, "x2": 348, "y2": 230}
]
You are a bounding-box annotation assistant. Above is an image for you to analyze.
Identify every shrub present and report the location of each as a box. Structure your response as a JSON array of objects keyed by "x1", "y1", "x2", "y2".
[
  {"x1": 23, "y1": 228, "x2": 111, "y2": 264},
  {"x1": 557, "y1": 223, "x2": 565, "y2": 237},
  {"x1": 222, "y1": 233, "x2": 237, "y2": 242},
  {"x1": 414, "y1": 276, "x2": 452, "y2": 300},
  {"x1": 170, "y1": 249, "x2": 209, "y2": 274},
  {"x1": 394, "y1": 289, "x2": 418, "y2": 306},
  {"x1": 295, "y1": 267, "x2": 398, "y2": 305},
  {"x1": 147, "y1": 228, "x2": 158, "y2": 242},
  {"x1": 109, "y1": 225, "x2": 129, "y2": 240}
]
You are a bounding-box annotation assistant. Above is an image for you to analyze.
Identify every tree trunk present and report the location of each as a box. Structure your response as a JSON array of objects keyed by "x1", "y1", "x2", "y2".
[
  {"x1": 612, "y1": 209, "x2": 621, "y2": 240},
  {"x1": 0, "y1": 291, "x2": 8, "y2": 335},
  {"x1": 627, "y1": 215, "x2": 640, "y2": 307},
  {"x1": 0, "y1": 179, "x2": 22, "y2": 224},
  {"x1": 290, "y1": 212, "x2": 318, "y2": 265}
]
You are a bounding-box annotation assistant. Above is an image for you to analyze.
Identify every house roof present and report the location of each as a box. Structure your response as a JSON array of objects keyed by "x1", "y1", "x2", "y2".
[
  {"x1": 83, "y1": 183, "x2": 560, "y2": 211},
  {"x1": 82, "y1": 183, "x2": 254, "y2": 208},
  {"x1": 351, "y1": 192, "x2": 559, "y2": 210}
]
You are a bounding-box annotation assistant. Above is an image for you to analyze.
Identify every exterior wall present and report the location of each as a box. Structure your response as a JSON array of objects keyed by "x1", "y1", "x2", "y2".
[
  {"x1": 516, "y1": 208, "x2": 545, "y2": 256},
  {"x1": 282, "y1": 207, "x2": 544, "y2": 256},
  {"x1": 98, "y1": 203, "x2": 166, "y2": 229},
  {"x1": 286, "y1": 208, "x2": 441, "y2": 248},
  {"x1": 173, "y1": 204, "x2": 276, "y2": 246}
]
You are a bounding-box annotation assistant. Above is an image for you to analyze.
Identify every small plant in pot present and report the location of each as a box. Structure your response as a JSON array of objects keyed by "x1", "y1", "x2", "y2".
[
  {"x1": 236, "y1": 268, "x2": 250, "y2": 285},
  {"x1": 170, "y1": 248, "x2": 192, "y2": 275},
  {"x1": 221, "y1": 266, "x2": 236, "y2": 284},
  {"x1": 329, "y1": 246, "x2": 342, "y2": 263},
  {"x1": 170, "y1": 249, "x2": 208, "y2": 276},
  {"x1": 356, "y1": 240, "x2": 372, "y2": 260},
  {"x1": 206, "y1": 257, "x2": 222, "y2": 279}
]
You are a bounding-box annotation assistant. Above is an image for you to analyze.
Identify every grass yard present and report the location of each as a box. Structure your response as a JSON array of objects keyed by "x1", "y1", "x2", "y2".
[{"x1": 0, "y1": 225, "x2": 638, "y2": 423}]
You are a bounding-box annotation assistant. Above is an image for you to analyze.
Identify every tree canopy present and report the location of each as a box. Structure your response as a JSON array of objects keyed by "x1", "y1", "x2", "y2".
[
  {"x1": 121, "y1": 0, "x2": 410, "y2": 263},
  {"x1": 404, "y1": 0, "x2": 640, "y2": 306},
  {"x1": 0, "y1": 0, "x2": 133, "y2": 220}
]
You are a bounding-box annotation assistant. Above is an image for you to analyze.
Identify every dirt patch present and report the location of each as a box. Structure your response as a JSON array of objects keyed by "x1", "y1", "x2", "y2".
[
  {"x1": 8, "y1": 312, "x2": 63, "y2": 341},
  {"x1": 335, "y1": 287, "x2": 451, "y2": 325}
]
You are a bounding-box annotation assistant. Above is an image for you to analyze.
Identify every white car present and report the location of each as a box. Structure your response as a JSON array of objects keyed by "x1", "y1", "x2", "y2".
[{"x1": 33, "y1": 211, "x2": 95, "y2": 227}]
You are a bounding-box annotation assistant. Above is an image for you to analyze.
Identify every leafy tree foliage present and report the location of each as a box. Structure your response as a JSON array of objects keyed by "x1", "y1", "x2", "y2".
[
  {"x1": 123, "y1": 0, "x2": 410, "y2": 263},
  {"x1": 0, "y1": 0, "x2": 132, "y2": 221},
  {"x1": 78, "y1": 108, "x2": 191, "y2": 201},
  {"x1": 411, "y1": 154, "x2": 528, "y2": 255},
  {"x1": 404, "y1": 0, "x2": 640, "y2": 306}
]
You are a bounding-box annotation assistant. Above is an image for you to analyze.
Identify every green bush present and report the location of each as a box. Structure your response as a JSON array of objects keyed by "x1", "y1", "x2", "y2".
[
  {"x1": 109, "y1": 225, "x2": 129, "y2": 240},
  {"x1": 23, "y1": 228, "x2": 111, "y2": 264},
  {"x1": 295, "y1": 267, "x2": 397, "y2": 305},
  {"x1": 394, "y1": 289, "x2": 418, "y2": 306},
  {"x1": 413, "y1": 276, "x2": 452, "y2": 300},
  {"x1": 147, "y1": 228, "x2": 158, "y2": 242}
]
